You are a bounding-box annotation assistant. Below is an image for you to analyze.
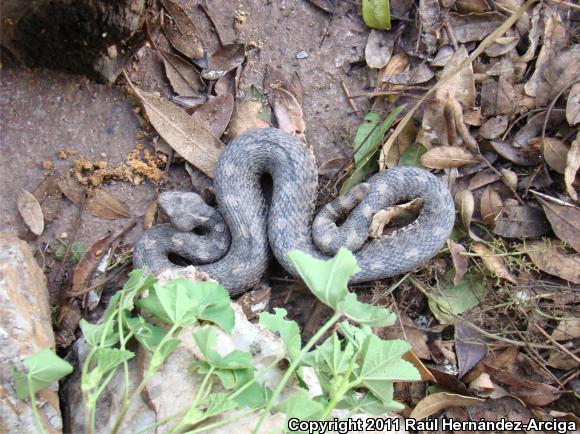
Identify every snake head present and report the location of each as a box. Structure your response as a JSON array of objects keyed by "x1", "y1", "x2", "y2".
[{"x1": 158, "y1": 191, "x2": 214, "y2": 232}]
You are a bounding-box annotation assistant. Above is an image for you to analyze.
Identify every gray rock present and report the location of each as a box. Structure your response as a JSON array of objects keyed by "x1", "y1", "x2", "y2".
[{"x1": 0, "y1": 233, "x2": 63, "y2": 433}]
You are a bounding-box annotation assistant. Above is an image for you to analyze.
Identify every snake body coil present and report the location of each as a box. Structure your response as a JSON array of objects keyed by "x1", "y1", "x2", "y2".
[{"x1": 133, "y1": 128, "x2": 455, "y2": 295}]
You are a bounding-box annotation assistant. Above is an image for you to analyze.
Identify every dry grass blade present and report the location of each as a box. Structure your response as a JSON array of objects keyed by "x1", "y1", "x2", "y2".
[{"x1": 379, "y1": 0, "x2": 539, "y2": 167}]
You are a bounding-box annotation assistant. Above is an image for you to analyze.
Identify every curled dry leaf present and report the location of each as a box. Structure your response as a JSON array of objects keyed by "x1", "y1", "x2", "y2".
[
  {"x1": 489, "y1": 139, "x2": 541, "y2": 166},
  {"x1": 455, "y1": 190, "x2": 482, "y2": 241},
  {"x1": 535, "y1": 195, "x2": 580, "y2": 252},
  {"x1": 500, "y1": 168, "x2": 518, "y2": 191},
  {"x1": 522, "y1": 239, "x2": 580, "y2": 285},
  {"x1": 369, "y1": 198, "x2": 422, "y2": 238},
  {"x1": 421, "y1": 146, "x2": 479, "y2": 169},
  {"x1": 365, "y1": 29, "x2": 394, "y2": 69},
  {"x1": 191, "y1": 94, "x2": 234, "y2": 139},
  {"x1": 447, "y1": 239, "x2": 468, "y2": 286},
  {"x1": 472, "y1": 243, "x2": 517, "y2": 284},
  {"x1": 409, "y1": 392, "x2": 483, "y2": 420},
  {"x1": 143, "y1": 199, "x2": 158, "y2": 230},
  {"x1": 493, "y1": 205, "x2": 549, "y2": 238},
  {"x1": 161, "y1": 51, "x2": 203, "y2": 97},
  {"x1": 566, "y1": 82, "x2": 580, "y2": 126},
  {"x1": 480, "y1": 186, "x2": 503, "y2": 226},
  {"x1": 201, "y1": 44, "x2": 245, "y2": 80},
  {"x1": 58, "y1": 176, "x2": 129, "y2": 219},
  {"x1": 131, "y1": 85, "x2": 224, "y2": 178},
  {"x1": 161, "y1": 0, "x2": 204, "y2": 61},
  {"x1": 565, "y1": 133, "x2": 580, "y2": 201},
  {"x1": 17, "y1": 186, "x2": 44, "y2": 235}
]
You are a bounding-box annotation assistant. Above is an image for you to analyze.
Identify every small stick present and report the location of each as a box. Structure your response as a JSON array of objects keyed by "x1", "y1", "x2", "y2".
[
  {"x1": 340, "y1": 80, "x2": 361, "y2": 117},
  {"x1": 535, "y1": 323, "x2": 580, "y2": 366}
]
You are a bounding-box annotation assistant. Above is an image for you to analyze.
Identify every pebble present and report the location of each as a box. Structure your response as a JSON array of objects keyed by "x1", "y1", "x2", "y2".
[{"x1": 296, "y1": 50, "x2": 308, "y2": 59}]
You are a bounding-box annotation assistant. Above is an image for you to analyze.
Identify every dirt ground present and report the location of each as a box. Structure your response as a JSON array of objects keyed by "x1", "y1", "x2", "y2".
[{"x1": 0, "y1": 0, "x2": 369, "y2": 257}]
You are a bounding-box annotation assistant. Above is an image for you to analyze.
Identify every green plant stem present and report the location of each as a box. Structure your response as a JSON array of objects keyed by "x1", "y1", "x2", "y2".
[
  {"x1": 184, "y1": 407, "x2": 262, "y2": 434},
  {"x1": 110, "y1": 323, "x2": 180, "y2": 434},
  {"x1": 28, "y1": 375, "x2": 48, "y2": 434},
  {"x1": 252, "y1": 312, "x2": 343, "y2": 434},
  {"x1": 169, "y1": 367, "x2": 215, "y2": 434}
]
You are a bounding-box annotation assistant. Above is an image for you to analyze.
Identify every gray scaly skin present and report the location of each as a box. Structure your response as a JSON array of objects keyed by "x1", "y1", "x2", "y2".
[{"x1": 133, "y1": 128, "x2": 455, "y2": 295}]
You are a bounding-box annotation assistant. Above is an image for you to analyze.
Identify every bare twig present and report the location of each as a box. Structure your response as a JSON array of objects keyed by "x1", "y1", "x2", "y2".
[{"x1": 340, "y1": 80, "x2": 361, "y2": 118}]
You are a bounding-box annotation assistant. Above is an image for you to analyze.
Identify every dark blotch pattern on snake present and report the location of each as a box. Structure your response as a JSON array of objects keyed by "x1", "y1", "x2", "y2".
[{"x1": 133, "y1": 128, "x2": 455, "y2": 295}]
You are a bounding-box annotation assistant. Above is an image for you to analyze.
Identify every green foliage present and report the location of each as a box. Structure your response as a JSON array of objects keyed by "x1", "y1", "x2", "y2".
[
  {"x1": 52, "y1": 239, "x2": 87, "y2": 262},
  {"x1": 341, "y1": 106, "x2": 405, "y2": 194},
  {"x1": 14, "y1": 251, "x2": 421, "y2": 434},
  {"x1": 428, "y1": 272, "x2": 489, "y2": 323},
  {"x1": 288, "y1": 248, "x2": 396, "y2": 327},
  {"x1": 13, "y1": 349, "x2": 73, "y2": 400},
  {"x1": 398, "y1": 142, "x2": 427, "y2": 168},
  {"x1": 362, "y1": 0, "x2": 391, "y2": 30}
]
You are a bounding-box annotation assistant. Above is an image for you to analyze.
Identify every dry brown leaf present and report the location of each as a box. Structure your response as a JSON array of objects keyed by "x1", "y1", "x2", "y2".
[
  {"x1": 161, "y1": 51, "x2": 203, "y2": 97},
  {"x1": 524, "y1": 11, "x2": 569, "y2": 98},
  {"x1": 500, "y1": 168, "x2": 518, "y2": 190},
  {"x1": 201, "y1": 44, "x2": 245, "y2": 80},
  {"x1": 468, "y1": 372, "x2": 495, "y2": 395},
  {"x1": 493, "y1": 205, "x2": 549, "y2": 238},
  {"x1": 132, "y1": 86, "x2": 224, "y2": 178},
  {"x1": 455, "y1": 190, "x2": 482, "y2": 241},
  {"x1": 385, "y1": 64, "x2": 434, "y2": 85},
  {"x1": 365, "y1": 29, "x2": 394, "y2": 69},
  {"x1": 523, "y1": 239, "x2": 580, "y2": 284},
  {"x1": 271, "y1": 87, "x2": 305, "y2": 138},
  {"x1": 489, "y1": 139, "x2": 541, "y2": 166},
  {"x1": 17, "y1": 186, "x2": 44, "y2": 235},
  {"x1": 228, "y1": 99, "x2": 270, "y2": 139},
  {"x1": 58, "y1": 177, "x2": 129, "y2": 219},
  {"x1": 480, "y1": 73, "x2": 515, "y2": 117},
  {"x1": 402, "y1": 351, "x2": 435, "y2": 382},
  {"x1": 480, "y1": 187, "x2": 503, "y2": 226},
  {"x1": 421, "y1": 146, "x2": 478, "y2": 169},
  {"x1": 536, "y1": 44, "x2": 579, "y2": 108},
  {"x1": 161, "y1": 0, "x2": 204, "y2": 61},
  {"x1": 483, "y1": 364, "x2": 561, "y2": 407},
  {"x1": 447, "y1": 239, "x2": 468, "y2": 286},
  {"x1": 435, "y1": 45, "x2": 475, "y2": 107},
  {"x1": 409, "y1": 392, "x2": 483, "y2": 420},
  {"x1": 32, "y1": 174, "x2": 63, "y2": 225},
  {"x1": 191, "y1": 94, "x2": 234, "y2": 139},
  {"x1": 485, "y1": 31, "x2": 520, "y2": 57},
  {"x1": 143, "y1": 199, "x2": 158, "y2": 230},
  {"x1": 472, "y1": 242, "x2": 517, "y2": 284},
  {"x1": 536, "y1": 137, "x2": 568, "y2": 174},
  {"x1": 552, "y1": 318, "x2": 580, "y2": 341},
  {"x1": 468, "y1": 169, "x2": 500, "y2": 190},
  {"x1": 535, "y1": 195, "x2": 580, "y2": 252},
  {"x1": 565, "y1": 133, "x2": 580, "y2": 201},
  {"x1": 513, "y1": 111, "x2": 565, "y2": 148},
  {"x1": 375, "y1": 313, "x2": 430, "y2": 360},
  {"x1": 449, "y1": 12, "x2": 505, "y2": 43},
  {"x1": 547, "y1": 350, "x2": 578, "y2": 370},
  {"x1": 566, "y1": 82, "x2": 580, "y2": 126},
  {"x1": 479, "y1": 116, "x2": 508, "y2": 140}
]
